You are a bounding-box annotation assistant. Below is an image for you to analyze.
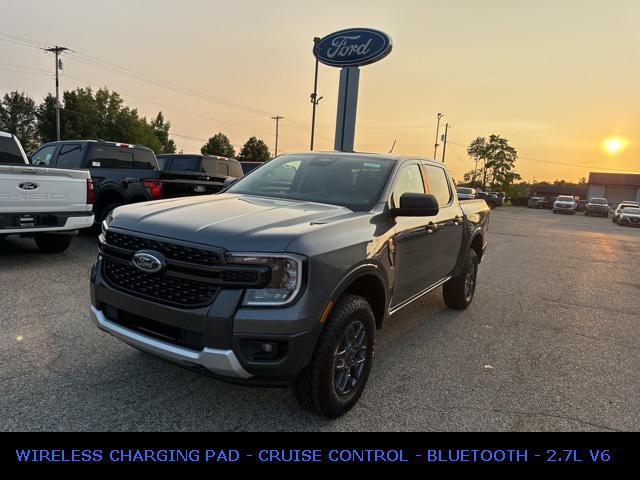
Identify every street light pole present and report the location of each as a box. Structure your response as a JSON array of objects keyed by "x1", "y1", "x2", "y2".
[
  {"x1": 441, "y1": 123, "x2": 449, "y2": 163},
  {"x1": 433, "y1": 112, "x2": 444, "y2": 159},
  {"x1": 45, "y1": 46, "x2": 69, "y2": 141},
  {"x1": 271, "y1": 115, "x2": 283, "y2": 157},
  {"x1": 310, "y1": 36, "x2": 323, "y2": 151}
]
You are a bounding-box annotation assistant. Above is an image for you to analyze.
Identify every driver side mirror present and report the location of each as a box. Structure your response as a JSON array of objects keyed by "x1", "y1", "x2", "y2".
[{"x1": 390, "y1": 193, "x2": 439, "y2": 217}]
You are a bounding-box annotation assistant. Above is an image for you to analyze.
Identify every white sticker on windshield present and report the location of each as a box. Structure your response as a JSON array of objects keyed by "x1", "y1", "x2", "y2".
[
  {"x1": 92, "y1": 161, "x2": 101, "y2": 167},
  {"x1": 362, "y1": 162, "x2": 382, "y2": 168}
]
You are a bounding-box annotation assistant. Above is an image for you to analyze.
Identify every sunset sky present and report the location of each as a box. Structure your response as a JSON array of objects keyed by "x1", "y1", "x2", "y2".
[{"x1": 1, "y1": 0, "x2": 638, "y2": 182}]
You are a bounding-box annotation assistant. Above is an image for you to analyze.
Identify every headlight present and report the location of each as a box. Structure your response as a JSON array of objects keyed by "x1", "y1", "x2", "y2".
[
  {"x1": 225, "y1": 253, "x2": 305, "y2": 306},
  {"x1": 101, "y1": 209, "x2": 115, "y2": 235}
]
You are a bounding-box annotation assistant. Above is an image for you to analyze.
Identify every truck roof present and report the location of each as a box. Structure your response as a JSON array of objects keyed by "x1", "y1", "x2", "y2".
[
  {"x1": 287, "y1": 150, "x2": 443, "y2": 166},
  {"x1": 39, "y1": 139, "x2": 154, "y2": 151}
]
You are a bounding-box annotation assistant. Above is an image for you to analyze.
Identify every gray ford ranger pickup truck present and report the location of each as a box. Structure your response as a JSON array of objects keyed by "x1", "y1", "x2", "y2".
[{"x1": 91, "y1": 151, "x2": 489, "y2": 418}]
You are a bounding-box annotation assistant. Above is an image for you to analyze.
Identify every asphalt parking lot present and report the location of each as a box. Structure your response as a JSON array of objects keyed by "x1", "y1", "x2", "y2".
[{"x1": 1, "y1": 207, "x2": 639, "y2": 431}]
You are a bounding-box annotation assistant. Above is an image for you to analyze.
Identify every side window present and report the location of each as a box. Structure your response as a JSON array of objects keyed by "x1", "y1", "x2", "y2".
[
  {"x1": 31, "y1": 145, "x2": 57, "y2": 167},
  {"x1": 228, "y1": 162, "x2": 243, "y2": 178},
  {"x1": 156, "y1": 156, "x2": 171, "y2": 170},
  {"x1": 90, "y1": 146, "x2": 133, "y2": 169},
  {"x1": 424, "y1": 165, "x2": 452, "y2": 206},
  {"x1": 0, "y1": 136, "x2": 26, "y2": 164},
  {"x1": 132, "y1": 149, "x2": 158, "y2": 170},
  {"x1": 391, "y1": 164, "x2": 425, "y2": 207},
  {"x1": 56, "y1": 144, "x2": 85, "y2": 169}
]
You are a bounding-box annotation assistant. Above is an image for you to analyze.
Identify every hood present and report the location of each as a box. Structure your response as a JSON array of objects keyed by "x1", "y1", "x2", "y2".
[{"x1": 109, "y1": 193, "x2": 362, "y2": 252}]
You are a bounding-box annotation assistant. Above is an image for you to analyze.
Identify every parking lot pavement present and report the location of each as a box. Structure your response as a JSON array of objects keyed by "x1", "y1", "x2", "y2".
[{"x1": 1, "y1": 207, "x2": 639, "y2": 431}]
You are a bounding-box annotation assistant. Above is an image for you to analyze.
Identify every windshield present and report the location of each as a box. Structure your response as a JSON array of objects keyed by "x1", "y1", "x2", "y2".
[
  {"x1": 227, "y1": 154, "x2": 396, "y2": 211},
  {"x1": 589, "y1": 198, "x2": 607, "y2": 205},
  {"x1": 457, "y1": 187, "x2": 474, "y2": 194},
  {"x1": 557, "y1": 196, "x2": 574, "y2": 202},
  {"x1": 622, "y1": 207, "x2": 640, "y2": 214}
]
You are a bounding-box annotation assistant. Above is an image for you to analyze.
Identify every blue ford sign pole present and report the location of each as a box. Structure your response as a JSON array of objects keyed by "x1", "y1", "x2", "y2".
[{"x1": 315, "y1": 28, "x2": 392, "y2": 152}]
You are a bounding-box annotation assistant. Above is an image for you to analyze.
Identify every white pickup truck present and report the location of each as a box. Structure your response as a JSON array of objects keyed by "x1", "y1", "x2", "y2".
[{"x1": 0, "y1": 132, "x2": 94, "y2": 252}]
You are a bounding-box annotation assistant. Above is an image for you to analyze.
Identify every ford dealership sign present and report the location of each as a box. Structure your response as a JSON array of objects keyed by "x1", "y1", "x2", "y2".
[{"x1": 315, "y1": 28, "x2": 392, "y2": 67}]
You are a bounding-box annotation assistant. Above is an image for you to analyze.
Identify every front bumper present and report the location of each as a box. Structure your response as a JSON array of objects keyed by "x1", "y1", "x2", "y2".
[{"x1": 90, "y1": 255, "x2": 322, "y2": 385}]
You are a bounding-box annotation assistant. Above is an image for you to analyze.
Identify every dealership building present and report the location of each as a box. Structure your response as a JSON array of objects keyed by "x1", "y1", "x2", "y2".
[{"x1": 587, "y1": 172, "x2": 640, "y2": 205}]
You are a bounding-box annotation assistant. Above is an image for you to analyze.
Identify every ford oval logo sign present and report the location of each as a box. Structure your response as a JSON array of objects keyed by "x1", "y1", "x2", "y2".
[
  {"x1": 315, "y1": 28, "x2": 392, "y2": 67},
  {"x1": 18, "y1": 182, "x2": 39, "y2": 191},
  {"x1": 132, "y1": 250, "x2": 165, "y2": 274}
]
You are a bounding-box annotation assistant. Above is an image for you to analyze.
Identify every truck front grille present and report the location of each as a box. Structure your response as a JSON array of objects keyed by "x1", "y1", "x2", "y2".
[
  {"x1": 104, "y1": 260, "x2": 218, "y2": 308},
  {"x1": 106, "y1": 231, "x2": 222, "y2": 266}
]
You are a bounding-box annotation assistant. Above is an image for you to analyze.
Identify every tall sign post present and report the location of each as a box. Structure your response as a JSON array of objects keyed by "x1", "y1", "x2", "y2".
[{"x1": 314, "y1": 28, "x2": 392, "y2": 152}]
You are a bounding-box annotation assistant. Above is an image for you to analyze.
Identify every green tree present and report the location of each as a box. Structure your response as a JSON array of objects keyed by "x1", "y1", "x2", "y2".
[
  {"x1": 201, "y1": 132, "x2": 235, "y2": 157},
  {"x1": 36, "y1": 93, "x2": 57, "y2": 143},
  {"x1": 150, "y1": 112, "x2": 176, "y2": 153},
  {"x1": 0, "y1": 91, "x2": 38, "y2": 151},
  {"x1": 237, "y1": 136, "x2": 270, "y2": 162},
  {"x1": 467, "y1": 134, "x2": 519, "y2": 190},
  {"x1": 57, "y1": 87, "x2": 163, "y2": 152}
]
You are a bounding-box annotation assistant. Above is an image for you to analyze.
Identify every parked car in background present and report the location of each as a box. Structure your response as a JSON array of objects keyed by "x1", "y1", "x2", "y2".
[
  {"x1": 584, "y1": 197, "x2": 609, "y2": 217},
  {"x1": 0, "y1": 132, "x2": 94, "y2": 252},
  {"x1": 617, "y1": 207, "x2": 640, "y2": 227},
  {"x1": 488, "y1": 192, "x2": 506, "y2": 206},
  {"x1": 612, "y1": 201, "x2": 640, "y2": 223},
  {"x1": 157, "y1": 154, "x2": 243, "y2": 197},
  {"x1": 538, "y1": 197, "x2": 556, "y2": 209},
  {"x1": 239, "y1": 161, "x2": 264, "y2": 175},
  {"x1": 456, "y1": 186, "x2": 477, "y2": 200},
  {"x1": 552, "y1": 195, "x2": 576, "y2": 214},
  {"x1": 91, "y1": 151, "x2": 490, "y2": 418},
  {"x1": 576, "y1": 199, "x2": 587, "y2": 212},
  {"x1": 528, "y1": 197, "x2": 543, "y2": 208},
  {"x1": 476, "y1": 191, "x2": 500, "y2": 209},
  {"x1": 613, "y1": 202, "x2": 640, "y2": 223},
  {"x1": 30, "y1": 140, "x2": 228, "y2": 224}
]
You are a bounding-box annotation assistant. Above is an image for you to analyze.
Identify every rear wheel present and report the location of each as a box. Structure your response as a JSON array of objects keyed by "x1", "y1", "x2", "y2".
[
  {"x1": 34, "y1": 233, "x2": 72, "y2": 253},
  {"x1": 296, "y1": 294, "x2": 375, "y2": 419},
  {"x1": 443, "y1": 249, "x2": 479, "y2": 310}
]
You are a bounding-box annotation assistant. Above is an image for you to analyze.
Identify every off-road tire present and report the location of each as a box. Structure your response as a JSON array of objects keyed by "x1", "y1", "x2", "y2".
[
  {"x1": 295, "y1": 293, "x2": 375, "y2": 419},
  {"x1": 443, "y1": 249, "x2": 479, "y2": 310},
  {"x1": 34, "y1": 233, "x2": 72, "y2": 253}
]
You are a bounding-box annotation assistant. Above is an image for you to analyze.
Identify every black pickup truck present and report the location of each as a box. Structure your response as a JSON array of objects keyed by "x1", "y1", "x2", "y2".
[
  {"x1": 91, "y1": 151, "x2": 490, "y2": 418},
  {"x1": 31, "y1": 140, "x2": 228, "y2": 223}
]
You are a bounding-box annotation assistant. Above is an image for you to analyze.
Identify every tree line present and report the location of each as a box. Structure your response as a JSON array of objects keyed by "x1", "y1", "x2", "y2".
[{"x1": 0, "y1": 88, "x2": 271, "y2": 161}]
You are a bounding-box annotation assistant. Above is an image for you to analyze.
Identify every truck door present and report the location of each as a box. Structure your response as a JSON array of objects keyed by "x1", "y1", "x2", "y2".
[
  {"x1": 422, "y1": 163, "x2": 464, "y2": 282},
  {"x1": 390, "y1": 162, "x2": 438, "y2": 308}
]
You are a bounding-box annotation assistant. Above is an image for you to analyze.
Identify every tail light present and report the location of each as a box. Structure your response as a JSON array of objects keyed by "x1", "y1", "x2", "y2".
[
  {"x1": 86, "y1": 179, "x2": 95, "y2": 205},
  {"x1": 143, "y1": 180, "x2": 164, "y2": 200}
]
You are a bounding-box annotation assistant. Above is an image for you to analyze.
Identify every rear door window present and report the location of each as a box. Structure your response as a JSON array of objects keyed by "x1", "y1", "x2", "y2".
[
  {"x1": 423, "y1": 164, "x2": 452, "y2": 206},
  {"x1": 30, "y1": 144, "x2": 57, "y2": 166},
  {"x1": 132, "y1": 148, "x2": 158, "y2": 170},
  {"x1": 90, "y1": 146, "x2": 133, "y2": 169},
  {"x1": 55, "y1": 143, "x2": 86, "y2": 169}
]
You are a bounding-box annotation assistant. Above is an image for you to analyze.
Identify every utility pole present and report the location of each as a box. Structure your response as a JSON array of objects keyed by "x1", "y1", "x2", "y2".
[
  {"x1": 271, "y1": 115, "x2": 283, "y2": 157},
  {"x1": 441, "y1": 123, "x2": 450, "y2": 163},
  {"x1": 310, "y1": 37, "x2": 323, "y2": 151},
  {"x1": 433, "y1": 112, "x2": 444, "y2": 159},
  {"x1": 44, "y1": 46, "x2": 69, "y2": 141}
]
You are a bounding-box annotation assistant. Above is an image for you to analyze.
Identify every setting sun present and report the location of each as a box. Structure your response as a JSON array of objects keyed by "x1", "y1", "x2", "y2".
[{"x1": 603, "y1": 137, "x2": 628, "y2": 154}]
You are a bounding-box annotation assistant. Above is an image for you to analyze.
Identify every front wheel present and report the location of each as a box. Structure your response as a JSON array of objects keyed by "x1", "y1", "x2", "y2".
[
  {"x1": 443, "y1": 249, "x2": 479, "y2": 310},
  {"x1": 296, "y1": 294, "x2": 375, "y2": 419},
  {"x1": 34, "y1": 233, "x2": 72, "y2": 253}
]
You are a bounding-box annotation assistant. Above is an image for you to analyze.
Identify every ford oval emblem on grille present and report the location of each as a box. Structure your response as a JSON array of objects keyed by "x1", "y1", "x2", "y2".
[
  {"x1": 18, "y1": 182, "x2": 39, "y2": 191},
  {"x1": 132, "y1": 250, "x2": 166, "y2": 274},
  {"x1": 193, "y1": 185, "x2": 206, "y2": 193}
]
